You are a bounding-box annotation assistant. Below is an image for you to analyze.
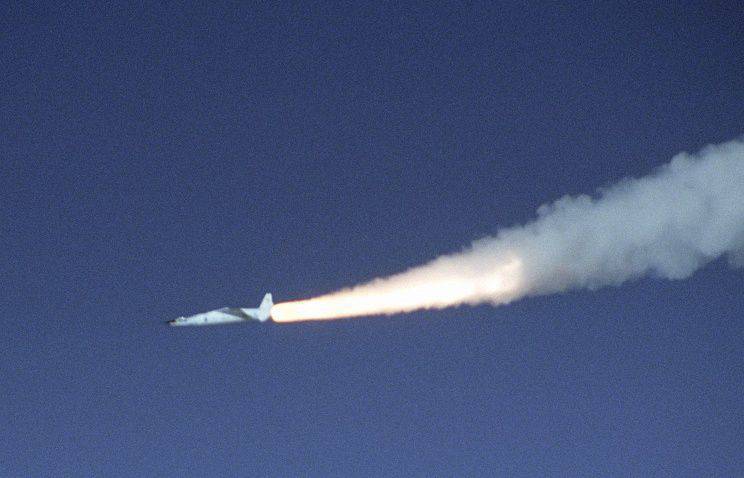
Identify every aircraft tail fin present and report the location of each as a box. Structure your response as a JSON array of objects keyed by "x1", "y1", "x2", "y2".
[{"x1": 257, "y1": 293, "x2": 273, "y2": 321}]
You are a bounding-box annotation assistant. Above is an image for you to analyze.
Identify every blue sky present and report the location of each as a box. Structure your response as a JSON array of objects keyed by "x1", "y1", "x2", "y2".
[{"x1": 2, "y1": 2, "x2": 743, "y2": 476}]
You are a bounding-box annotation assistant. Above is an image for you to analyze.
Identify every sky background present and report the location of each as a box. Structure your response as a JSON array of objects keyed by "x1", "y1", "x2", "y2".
[{"x1": 2, "y1": 2, "x2": 744, "y2": 476}]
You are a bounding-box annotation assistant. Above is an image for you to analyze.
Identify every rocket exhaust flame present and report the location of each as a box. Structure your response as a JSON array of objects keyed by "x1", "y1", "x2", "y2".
[
  {"x1": 271, "y1": 257, "x2": 523, "y2": 322},
  {"x1": 271, "y1": 138, "x2": 744, "y2": 323}
]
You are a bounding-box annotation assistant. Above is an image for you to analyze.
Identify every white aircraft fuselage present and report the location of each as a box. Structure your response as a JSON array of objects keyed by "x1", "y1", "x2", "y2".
[{"x1": 169, "y1": 293, "x2": 273, "y2": 326}]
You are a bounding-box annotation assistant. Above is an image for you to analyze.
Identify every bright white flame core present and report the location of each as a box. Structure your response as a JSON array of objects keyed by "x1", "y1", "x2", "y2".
[{"x1": 271, "y1": 257, "x2": 523, "y2": 322}]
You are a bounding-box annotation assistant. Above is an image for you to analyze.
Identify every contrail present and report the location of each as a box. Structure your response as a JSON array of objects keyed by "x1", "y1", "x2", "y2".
[{"x1": 271, "y1": 137, "x2": 744, "y2": 322}]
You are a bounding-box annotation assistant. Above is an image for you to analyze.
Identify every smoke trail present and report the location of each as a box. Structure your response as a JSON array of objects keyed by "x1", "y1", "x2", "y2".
[{"x1": 271, "y1": 137, "x2": 744, "y2": 322}]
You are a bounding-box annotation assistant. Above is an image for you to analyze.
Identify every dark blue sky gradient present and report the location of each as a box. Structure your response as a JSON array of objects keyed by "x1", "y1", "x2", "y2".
[{"x1": 2, "y1": 2, "x2": 744, "y2": 476}]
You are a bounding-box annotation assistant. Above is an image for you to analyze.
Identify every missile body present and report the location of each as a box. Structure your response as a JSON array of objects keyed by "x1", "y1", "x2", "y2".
[{"x1": 168, "y1": 293, "x2": 273, "y2": 326}]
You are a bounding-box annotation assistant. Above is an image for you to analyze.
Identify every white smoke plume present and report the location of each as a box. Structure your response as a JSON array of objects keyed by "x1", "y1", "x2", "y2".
[{"x1": 271, "y1": 137, "x2": 744, "y2": 322}]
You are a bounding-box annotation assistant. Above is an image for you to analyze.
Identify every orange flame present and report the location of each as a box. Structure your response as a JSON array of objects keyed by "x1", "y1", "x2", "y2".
[{"x1": 271, "y1": 257, "x2": 523, "y2": 322}]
